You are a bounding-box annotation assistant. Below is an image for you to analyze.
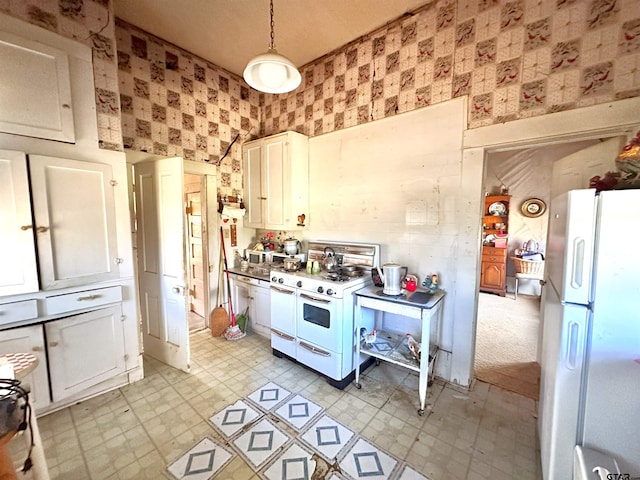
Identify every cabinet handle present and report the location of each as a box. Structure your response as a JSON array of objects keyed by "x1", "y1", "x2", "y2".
[
  {"x1": 32, "y1": 346, "x2": 43, "y2": 352},
  {"x1": 20, "y1": 225, "x2": 33, "y2": 231},
  {"x1": 299, "y1": 341, "x2": 331, "y2": 357},
  {"x1": 49, "y1": 341, "x2": 59, "y2": 347},
  {"x1": 77, "y1": 294, "x2": 101, "y2": 301},
  {"x1": 36, "y1": 226, "x2": 49, "y2": 233}
]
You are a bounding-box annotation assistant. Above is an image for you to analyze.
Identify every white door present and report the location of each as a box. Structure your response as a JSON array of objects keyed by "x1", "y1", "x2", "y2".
[
  {"x1": 134, "y1": 158, "x2": 190, "y2": 372},
  {"x1": 550, "y1": 137, "x2": 622, "y2": 198}
]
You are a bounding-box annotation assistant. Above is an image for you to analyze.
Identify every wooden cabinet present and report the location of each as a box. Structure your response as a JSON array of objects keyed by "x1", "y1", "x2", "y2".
[
  {"x1": 480, "y1": 195, "x2": 510, "y2": 296},
  {"x1": 480, "y1": 246, "x2": 508, "y2": 296},
  {"x1": 230, "y1": 273, "x2": 271, "y2": 338},
  {"x1": 0, "y1": 151, "x2": 120, "y2": 294},
  {"x1": 243, "y1": 131, "x2": 309, "y2": 230},
  {"x1": 483, "y1": 194, "x2": 510, "y2": 235}
]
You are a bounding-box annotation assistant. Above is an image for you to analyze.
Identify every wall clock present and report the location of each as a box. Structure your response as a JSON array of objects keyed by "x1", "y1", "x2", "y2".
[{"x1": 521, "y1": 198, "x2": 546, "y2": 218}]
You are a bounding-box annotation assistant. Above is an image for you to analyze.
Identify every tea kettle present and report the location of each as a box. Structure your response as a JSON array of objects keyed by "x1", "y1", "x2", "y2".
[
  {"x1": 323, "y1": 246, "x2": 338, "y2": 271},
  {"x1": 379, "y1": 262, "x2": 408, "y2": 296}
]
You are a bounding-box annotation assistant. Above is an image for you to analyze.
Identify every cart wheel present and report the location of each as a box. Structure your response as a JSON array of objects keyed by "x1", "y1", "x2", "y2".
[
  {"x1": 355, "y1": 383, "x2": 362, "y2": 389},
  {"x1": 427, "y1": 380, "x2": 433, "y2": 387},
  {"x1": 418, "y1": 408, "x2": 424, "y2": 416},
  {"x1": 375, "y1": 359, "x2": 381, "y2": 366}
]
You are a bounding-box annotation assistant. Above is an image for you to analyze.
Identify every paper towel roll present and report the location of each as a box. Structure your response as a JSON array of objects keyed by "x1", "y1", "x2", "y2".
[{"x1": 221, "y1": 205, "x2": 246, "y2": 219}]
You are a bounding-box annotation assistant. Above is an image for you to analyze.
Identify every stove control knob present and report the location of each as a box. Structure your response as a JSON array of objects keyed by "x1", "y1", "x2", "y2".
[
  {"x1": 317, "y1": 286, "x2": 324, "y2": 293},
  {"x1": 326, "y1": 289, "x2": 334, "y2": 296},
  {"x1": 297, "y1": 281, "x2": 303, "y2": 287},
  {"x1": 278, "y1": 278, "x2": 284, "y2": 284},
  {"x1": 271, "y1": 276, "x2": 277, "y2": 282}
]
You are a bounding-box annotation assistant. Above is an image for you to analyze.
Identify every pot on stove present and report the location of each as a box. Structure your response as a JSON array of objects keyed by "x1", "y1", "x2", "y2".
[{"x1": 283, "y1": 256, "x2": 301, "y2": 271}]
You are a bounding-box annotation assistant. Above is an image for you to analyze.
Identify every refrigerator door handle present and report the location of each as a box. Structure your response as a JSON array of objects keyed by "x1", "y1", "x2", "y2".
[
  {"x1": 570, "y1": 238, "x2": 585, "y2": 289},
  {"x1": 565, "y1": 320, "x2": 582, "y2": 370}
]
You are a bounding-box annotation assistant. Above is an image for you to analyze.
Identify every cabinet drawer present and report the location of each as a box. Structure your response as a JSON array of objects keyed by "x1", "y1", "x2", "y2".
[
  {"x1": 45, "y1": 286, "x2": 122, "y2": 316},
  {"x1": 0, "y1": 299, "x2": 38, "y2": 326},
  {"x1": 482, "y1": 254, "x2": 507, "y2": 263},
  {"x1": 482, "y1": 247, "x2": 507, "y2": 257}
]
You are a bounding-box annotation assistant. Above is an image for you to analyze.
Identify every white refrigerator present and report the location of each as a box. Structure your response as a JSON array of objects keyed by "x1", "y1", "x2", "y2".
[{"x1": 539, "y1": 188, "x2": 640, "y2": 480}]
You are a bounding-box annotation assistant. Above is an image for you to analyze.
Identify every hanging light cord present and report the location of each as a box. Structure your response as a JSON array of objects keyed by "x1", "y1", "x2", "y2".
[
  {"x1": 269, "y1": 0, "x2": 276, "y2": 50},
  {"x1": 0, "y1": 379, "x2": 34, "y2": 473}
]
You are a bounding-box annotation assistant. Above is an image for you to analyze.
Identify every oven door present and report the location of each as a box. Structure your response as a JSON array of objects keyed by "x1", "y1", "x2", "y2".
[{"x1": 296, "y1": 291, "x2": 342, "y2": 353}]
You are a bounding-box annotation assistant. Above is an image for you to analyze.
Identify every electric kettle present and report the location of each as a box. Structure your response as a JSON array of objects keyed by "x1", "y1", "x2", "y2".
[{"x1": 379, "y1": 262, "x2": 408, "y2": 296}]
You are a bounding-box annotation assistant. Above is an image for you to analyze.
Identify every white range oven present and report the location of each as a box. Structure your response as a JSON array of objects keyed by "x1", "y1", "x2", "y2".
[{"x1": 270, "y1": 241, "x2": 379, "y2": 389}]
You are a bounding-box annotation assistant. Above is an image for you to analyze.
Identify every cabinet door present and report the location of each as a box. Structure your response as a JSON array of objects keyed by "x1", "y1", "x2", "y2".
[
  {"x1": 45, "y1": 305, "x2": 125, "y2": 402},
  {"x1": 480, "y1": 262, "x2": 505, "y2": 291},
  {"x1": 252, "y1": 282, "x2": 271, "y2": 337},
  {"x1": 244, "y1": 143, "x2": 264, "y2": 228},
  {"x1": 263, "y1": 137, "x2": 287, "y2": 228},
  {"x1": 231, "y1": 276, "x2": 251, "y2": 325},
  {"x1": 29, "y1": 155, "x2": 120, "y2": 290},
  {"x1": 0, "y1": 324, "x2": 50, "y2": 413},
  {"x1": 0, "y1": 30, "x2": 74, "y2": 142},
  {"x1": 0, "y1": 150, "x2": 38, "y2": 296}
]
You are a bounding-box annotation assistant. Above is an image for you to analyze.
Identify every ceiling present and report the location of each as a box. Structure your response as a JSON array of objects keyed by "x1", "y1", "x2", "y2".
[{"x1": 114, "y1": 0, "x2": 429, "y2": 79}]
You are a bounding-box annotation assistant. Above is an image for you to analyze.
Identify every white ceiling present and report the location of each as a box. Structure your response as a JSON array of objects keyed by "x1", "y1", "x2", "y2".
[{"x1": 114, "y1": 0, "x2": 429, "y2": 78}]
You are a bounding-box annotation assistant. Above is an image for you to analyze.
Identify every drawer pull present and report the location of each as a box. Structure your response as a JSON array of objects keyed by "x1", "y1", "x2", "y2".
[
  {"x1": 271, "y1": 286, "x2": 294, "y2": 295},
  {"x1": 299, "y1": 341, "x2": 331, "y2": 357},
  {"x1": 300, "y1": 293, "x2": 331, "y2": 304},
  {"x1": 36, "y1": 226, "x2": 49, "y2": 233},
  {"x1": 20, "y1": 225, "x2": 33, "y2": 231},
  {"x1": 32, "y1": 346, "x2": 43, "y2": 352},
  {"x1": 49, "y1": 341, "x2": 59, "y2": 347},
  {"x1": 77, "y1": 294, "x2": 101, "y2": 301},
  {"x1": 271, "y1": 329, "x2": 294, "y2": 341}
]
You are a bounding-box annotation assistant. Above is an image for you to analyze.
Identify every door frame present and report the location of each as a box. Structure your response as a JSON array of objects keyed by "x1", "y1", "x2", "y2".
[
  {"x1": 454, "y1": 97, "x2": 640, "y2": 388},
  {"x1": 126, "y1": 151, "x2": 218, "y2": 361}
]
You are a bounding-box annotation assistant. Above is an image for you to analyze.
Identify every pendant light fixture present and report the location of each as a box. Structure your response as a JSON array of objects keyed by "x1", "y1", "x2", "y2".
[{"x1": 243, "y1": 0, "x2": 301, "y2": 94}]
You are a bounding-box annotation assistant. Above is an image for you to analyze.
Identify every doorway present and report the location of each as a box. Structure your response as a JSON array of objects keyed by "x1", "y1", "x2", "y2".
[
  {"x1": 126, "y1": 152, "x2": 218, "y2": 373},
  {"x1": 463, "y1": 97, "x2": 640, "y2": 395}
]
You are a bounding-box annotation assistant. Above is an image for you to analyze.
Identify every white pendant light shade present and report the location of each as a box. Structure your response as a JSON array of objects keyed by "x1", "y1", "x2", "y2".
[{"x1": 243, "y1": 49, "x2": 301, "y2": 94}]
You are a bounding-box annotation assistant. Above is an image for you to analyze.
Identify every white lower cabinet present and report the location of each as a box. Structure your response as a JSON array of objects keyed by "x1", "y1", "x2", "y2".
[
  {"x1": 45, "y1": 305, "x2": 125, "y2": 402},
  {"x1": 0, "y1": 324, "x2": 50, "y2": 412},
  {"x1": 229, "y1": 274, "x2": 271, "y2": 338}
]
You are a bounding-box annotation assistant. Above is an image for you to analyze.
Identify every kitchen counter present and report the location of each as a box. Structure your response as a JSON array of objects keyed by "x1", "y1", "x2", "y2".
[
  {"x1": 354, "y1": 284, "x2": 445, "y2": 309},
  {"x1": 227, "y1": 266, "x2": 271, "y2": 282}
]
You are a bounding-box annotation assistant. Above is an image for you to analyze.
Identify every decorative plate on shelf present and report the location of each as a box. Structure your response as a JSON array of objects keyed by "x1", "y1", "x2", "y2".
[
  {"x1": 521, "y1": 198, "x2": 546, "y2": 218},
  {"x1": 488, "y1": 201, "x2": 507, "y2": 216}
]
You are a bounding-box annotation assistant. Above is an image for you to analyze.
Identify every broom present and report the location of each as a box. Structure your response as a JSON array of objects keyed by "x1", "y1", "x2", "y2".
[
  {"x1": 220, "y1": 227, "x2": 245, "y2": 340},
  {"x1": 210, "y1": 242, "x2": 230, "y2": 336}
]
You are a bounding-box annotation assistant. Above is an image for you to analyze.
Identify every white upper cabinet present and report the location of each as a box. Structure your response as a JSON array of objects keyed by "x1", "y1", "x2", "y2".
[
  {"x1": 0, "y1": 150, "x2": 39, "y2": 296},
  {"x1": 29, "y1": 155, "x2": 120, "y2": 290},
  {"x1": 243, "y1": 131, "x2": 309, "y2": 230},
  {"x1": 0, "y1": 30, "x2": 75, "y2": 142}
]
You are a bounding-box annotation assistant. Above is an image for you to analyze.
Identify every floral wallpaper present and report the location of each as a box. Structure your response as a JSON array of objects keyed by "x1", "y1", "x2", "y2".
[
  {"x1": 261, "y1": 0, "x2": 640, "y2": 135},
  {"x1": 3, "y1": 0, "x2": 640, "y2": 198},
  {"x1": 114, "y1": 19, "x2": 262, "y2": 196}
]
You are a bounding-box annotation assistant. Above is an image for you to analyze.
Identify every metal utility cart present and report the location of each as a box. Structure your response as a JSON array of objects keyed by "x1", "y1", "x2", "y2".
[{"x1": 353, "y1": 285, "x2": 445, "y2": 415}]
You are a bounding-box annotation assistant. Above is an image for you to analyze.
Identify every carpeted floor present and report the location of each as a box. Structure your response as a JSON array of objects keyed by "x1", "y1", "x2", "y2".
[{"x1": 474, "y1": 292, "x2": 541, "y2": 400}]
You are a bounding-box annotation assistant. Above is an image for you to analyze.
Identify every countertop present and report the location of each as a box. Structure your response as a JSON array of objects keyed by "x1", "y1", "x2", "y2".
[
  {"x1": 355, "y1": 284, "x2": 445, "y2": 309},
  {"x1": 226, "y1": 266, "x2": 271, "y2": 282}
]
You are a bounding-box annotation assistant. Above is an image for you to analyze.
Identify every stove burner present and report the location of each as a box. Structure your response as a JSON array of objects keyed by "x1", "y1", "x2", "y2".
[{"x1": 322, "y1": 272, "x2": 362, "y2": 282}]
